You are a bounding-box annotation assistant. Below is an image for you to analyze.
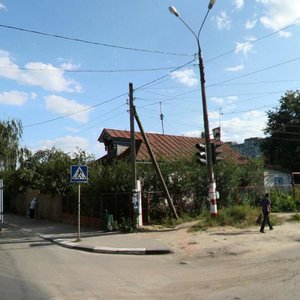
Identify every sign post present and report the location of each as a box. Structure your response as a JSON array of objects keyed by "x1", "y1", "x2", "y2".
[{"x1": 70, "y1": 165, "x2": 88, "y2": 241}]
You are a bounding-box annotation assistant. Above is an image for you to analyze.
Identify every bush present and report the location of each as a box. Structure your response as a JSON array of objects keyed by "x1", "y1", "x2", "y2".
[
  {"x1": 119, "y1": 217, "x2": 137, "y2": 233},
  {"x1": 270, "y1": 191, "x2": 297, "y2": 212},
  {"x1": 288, "y1": 213, "x2": 300, "y2": 222},
  {"x1": 191, "y1": 205, "x2": 264, "y2": 231}
]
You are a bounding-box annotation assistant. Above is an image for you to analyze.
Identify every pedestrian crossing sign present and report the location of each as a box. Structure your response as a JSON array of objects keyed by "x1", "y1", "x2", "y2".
[{"x1": 70, "y1": 165, "x2": 88, "y2": 183}]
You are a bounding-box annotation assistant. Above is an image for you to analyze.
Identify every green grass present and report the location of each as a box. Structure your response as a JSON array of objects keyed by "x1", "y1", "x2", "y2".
[
  {"x1": 190, "y1": 205, "x2": 283, "y2": 232},
  {"x1": 288, "y1": 213, "x2": 300, "y2": 222}
]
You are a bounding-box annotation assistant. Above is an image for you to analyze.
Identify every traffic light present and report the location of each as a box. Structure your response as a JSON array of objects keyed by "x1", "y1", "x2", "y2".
[
  {"x1": 212, "y1": 127, "x2": 221, "y2": 141},
  {"x1": 195, "y1": 143, "x2": 207, "y2": 165},
  {"x1": 211, "y1": 143, "x2": 224, "y2": 164}
]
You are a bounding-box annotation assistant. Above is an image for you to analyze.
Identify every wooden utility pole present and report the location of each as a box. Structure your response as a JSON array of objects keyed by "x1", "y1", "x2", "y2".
[
  {"x1": 133, "y1": 106, "x2": 179, "y2": 220},
  {"x1": 129, "y1": 82, "x2": 137, "y2": 192}
]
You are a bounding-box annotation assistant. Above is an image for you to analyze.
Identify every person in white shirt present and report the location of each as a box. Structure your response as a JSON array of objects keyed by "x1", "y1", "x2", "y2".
[{"x1": 29, "y1": 197, "x2": 38, "y2": 219}]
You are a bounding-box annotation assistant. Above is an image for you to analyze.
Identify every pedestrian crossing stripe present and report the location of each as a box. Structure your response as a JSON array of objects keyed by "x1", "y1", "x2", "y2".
[{"x1": 70, "y1": 165, "x2": 88, "y2": 183}]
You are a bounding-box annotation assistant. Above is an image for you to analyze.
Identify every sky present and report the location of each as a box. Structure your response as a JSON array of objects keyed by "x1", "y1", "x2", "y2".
[{"x1": 1, "y1": 0, "x2": 300, "y2": 159}]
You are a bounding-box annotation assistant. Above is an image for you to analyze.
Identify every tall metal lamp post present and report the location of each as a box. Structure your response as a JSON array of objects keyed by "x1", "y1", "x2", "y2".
[{"x1": 169, "y1": 0, "x2": 218, "y2": 217}]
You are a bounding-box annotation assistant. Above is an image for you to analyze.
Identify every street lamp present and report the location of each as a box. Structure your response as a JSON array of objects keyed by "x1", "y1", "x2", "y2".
[{"x1": 169, "y1": 0, "x2": 218, "y2": 217}]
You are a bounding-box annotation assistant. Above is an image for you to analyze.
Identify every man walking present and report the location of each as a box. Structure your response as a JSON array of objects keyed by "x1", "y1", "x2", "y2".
[{"x1": 260, "y1": 193, "x2": 273, "y2": 233}]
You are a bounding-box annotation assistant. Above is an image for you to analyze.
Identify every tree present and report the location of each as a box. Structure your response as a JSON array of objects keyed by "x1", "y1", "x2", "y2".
[
  {"x1": 0, "y1": 119, "x2": 23, "y2": 170},
  {"x1": 261, "y1": 90, "x2": 300, "y2": 171}
]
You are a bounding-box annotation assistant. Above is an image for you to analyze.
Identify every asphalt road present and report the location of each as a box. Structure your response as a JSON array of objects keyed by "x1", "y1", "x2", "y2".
[{"x1": 1, "y1": 215, "x2": 300, "y2": 299}]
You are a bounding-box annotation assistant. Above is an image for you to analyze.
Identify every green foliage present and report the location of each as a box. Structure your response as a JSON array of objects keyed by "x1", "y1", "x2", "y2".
[
  {"x1": 137, "y1": 157, "x2": 206, "y2": 217},
  {"x1": 261, "y1": 90, "x2": 300, "y2": 171},
  {"x1": 270, "y1": 190, "x2": 297, "y2": 212},
  {"x1": 1, "y1": 147, "x2": 94, "y2": 197},
  {"x1": 0, "y1": 119, "x2": 23, "y2": 170},
  {"x1": 85, "y1": 160, "x2": 132, "y2": 195},
  {"x1": 209, "y1": 205, "x2": 255, "y2": 227},
  {"x1": 17, "y1": 147, "x2": 74, "y2": 194},
  {"x1": 118, "y1": 217, "x2": 137, "y2": 233},
  {"x1": 213, "y1": 159, "x2": 264, "y2": 208},
  {"x1": 191, "y1": 205, "x2": 282, "y2": 232}
]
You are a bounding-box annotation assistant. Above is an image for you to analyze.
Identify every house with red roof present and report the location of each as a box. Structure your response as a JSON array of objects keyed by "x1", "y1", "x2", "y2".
[{"x1": 98, "y1": 128, "x2": 247, "y2": 164}]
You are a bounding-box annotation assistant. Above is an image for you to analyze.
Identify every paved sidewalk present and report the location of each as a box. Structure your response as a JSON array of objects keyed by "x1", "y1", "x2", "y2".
[{"x1": 3, "y1": 213, "x2": 172, "y2": 255}]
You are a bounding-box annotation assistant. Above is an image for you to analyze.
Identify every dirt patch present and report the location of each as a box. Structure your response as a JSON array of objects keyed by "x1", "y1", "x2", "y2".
[{"x1": 136, "y1": 217, "x2": 300, "y2": 259}]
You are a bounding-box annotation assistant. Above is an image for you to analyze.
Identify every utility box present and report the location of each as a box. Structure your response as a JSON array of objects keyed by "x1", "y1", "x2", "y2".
[{"x1": 0, "y1": 180, "x2": 3, "y2": 229}]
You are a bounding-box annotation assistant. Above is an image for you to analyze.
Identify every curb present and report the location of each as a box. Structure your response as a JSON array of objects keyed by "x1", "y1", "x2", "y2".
[{"x1": 40, "y1": 235, "x2": 172, "y2": 255}]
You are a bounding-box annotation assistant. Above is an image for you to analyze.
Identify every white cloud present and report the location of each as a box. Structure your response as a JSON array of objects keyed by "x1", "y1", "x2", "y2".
[
  {"x1": 209, "y1": 111, "x2": 221, "y2": 120},
  {"x1": 227, "y1": 96, "x2": 238, "y2": 103},
  {"x1": 220, "y1": 110, "x2": 266, "y2": 143},
  {"x1": 182, "y1": 130, "x2": 202, "y2": 138},
  {"x1": 0, "y1": 90, "x2": 33, "y2": 105},
  {"x1": 44, "y1": 95, "x2": 92, "y2": 123},
  {"x1": 234, "y1": 0, "x2": 244, "y2": 10},
  {"x1": 34, "y1": 135, "x2": 105, "y2": 158},
  {"x1": 245, "y1": 19, "x2": 257, "y2": 29},
  {"x1": 213, "y1": 12, "x2": 231, "y2": 30},
  {"x1": 210, "y1": 96, "x2": 238, "y2": 106},
  {"x1": 171, "y1": 69, "x2": 198, "y2": 87},
  {"x1": 60, "y1": 62, "x2": 80, "y2": 71},
  {"x1": 36, "y1": 135, "x2": 89, "y2": 153},
  {"x1": 0, "y1": 50, "x2": 82, "y2": 92},
  {"x1": 181, "y1": 110, "x2": 266, "y2": 143},
  {"x1": 0, "y1": 2, "x2": 6, "y2": 10},
  {"x1": 225, "y1": 64, "x2": 244, "y2": 72},
  {"x1": 210, "y1": 97, "x2": 224, "y2": 106},
  {"x1": 257, "y1": 0, "x2": 300, "y2": 38},
  {"x1": 235, "y1": 36, "x2": 256, "y2": 55}
]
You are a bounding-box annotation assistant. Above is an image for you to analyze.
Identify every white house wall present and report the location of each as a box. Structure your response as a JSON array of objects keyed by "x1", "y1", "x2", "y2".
[{"x1": 264, "y1": 169, "x2": 291, "y2": 190}]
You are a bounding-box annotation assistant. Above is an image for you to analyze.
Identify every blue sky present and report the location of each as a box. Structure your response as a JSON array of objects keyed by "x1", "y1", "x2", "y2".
[{"x1": 1, "y1": 0, "x2": 300, "y2": 158}]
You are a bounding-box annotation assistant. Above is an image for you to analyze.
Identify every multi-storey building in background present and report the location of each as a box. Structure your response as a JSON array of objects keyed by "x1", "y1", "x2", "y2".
[{"x1": 228, "y1": 137, "x2": 263, "y2": 159}]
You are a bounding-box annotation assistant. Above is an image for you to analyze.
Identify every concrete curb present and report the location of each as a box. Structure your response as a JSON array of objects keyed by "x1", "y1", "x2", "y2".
[{"x1": 40, "y1": 235, "x2": 173, "y2": 255}]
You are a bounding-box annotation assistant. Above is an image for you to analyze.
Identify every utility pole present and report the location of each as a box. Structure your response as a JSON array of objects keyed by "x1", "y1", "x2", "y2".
[
  {"x1": 129, "y1": 83, "x2": 140, "y2": 224},
  {"x1": 129, "y1": 82, "x2": 137, "y2": 192},
  {"x1": 133, "y1": 106, "x2": 179, "y2": 220},
  {"x1": 169, "y1": 1, "x2": 218, "y2": 217},
  {"x1": 160, "y1": 102, "x2": 165, "y2": 135}
]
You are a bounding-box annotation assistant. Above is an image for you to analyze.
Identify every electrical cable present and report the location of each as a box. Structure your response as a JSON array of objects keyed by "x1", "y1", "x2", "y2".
[
  {"x1": 206, "y1": 19, "x2": 300, "y2": 63},
  {"x1": 0, "y1": 65, "x2": 195, "y2": 73},
  {"x1": 23, "y1": 58, "x2": 196, "y2": 128},
  {"x1": 23, "y1": 92, "x2": 127, "y2": 128},
  {"x1": 0, "y1": 23, "x2": 192, "y2": 57},
  {"x1": 208, "y1": 56, "x2": 300, "y2": 88}
]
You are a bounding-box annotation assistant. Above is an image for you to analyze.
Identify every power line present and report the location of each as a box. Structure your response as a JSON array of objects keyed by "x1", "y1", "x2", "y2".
[
  {"x1": 23, "y1": 58, "x2": 195, "y2": 128},
  {"x1": 206, "y1": 19, "x2": 300, "y2": 63},
  {"x1": 0, "y1": 23, "x2": 192, "y2": 57},
  {"x1": 23, "y1": 92, "x2": 127, "y2": 128},
  {"x1": 0, "y1": 65, "x2": 195, "y2": 73},
  {"x1": 208, "y1": 56, "x2": 300, "y2": 88},
  {"x1": 134, "y1": 58, "x2": 197, "y2": 91}
]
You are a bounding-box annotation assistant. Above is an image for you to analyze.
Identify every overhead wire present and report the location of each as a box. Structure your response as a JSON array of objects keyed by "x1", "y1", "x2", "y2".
[
  {"x1": 205, "y1": 19, "x2": 300, "y2": 63},
  {"x1": 23, "y1": 92, "x2": 127, "y2": 128},
  {"x1": 0, "y1": 65, "x2": 196, "y2": 73},
  {"x1": 0, "y1": 23, "x2": 192, "y2": 57},
  {"x1": 3, "y1": 17, "x2": 300, "y2": 136},
  {"x1": 23, "y1": 58, "x2": 196, "y2": 128}
]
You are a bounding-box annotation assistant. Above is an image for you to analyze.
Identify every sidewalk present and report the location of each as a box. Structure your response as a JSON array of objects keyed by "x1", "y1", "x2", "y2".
[{"x1": 3, "y1": 214, "x2": 172, "y2": 255}]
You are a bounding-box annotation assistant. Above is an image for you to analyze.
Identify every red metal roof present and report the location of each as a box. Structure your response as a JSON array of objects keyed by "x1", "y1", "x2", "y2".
[{"x1": 98, "y1": 128, "x2": 247, "y2": 164}]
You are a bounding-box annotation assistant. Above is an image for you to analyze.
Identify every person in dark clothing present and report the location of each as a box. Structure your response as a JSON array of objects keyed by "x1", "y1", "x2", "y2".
[{"x1": 260, "y1": 193, "x2": 273, "y2": 233}]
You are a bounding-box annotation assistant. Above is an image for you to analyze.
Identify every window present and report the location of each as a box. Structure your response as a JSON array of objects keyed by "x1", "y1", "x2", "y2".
[{"x1": 274, "y1": 176, "x2": 283, "y2": 185}]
